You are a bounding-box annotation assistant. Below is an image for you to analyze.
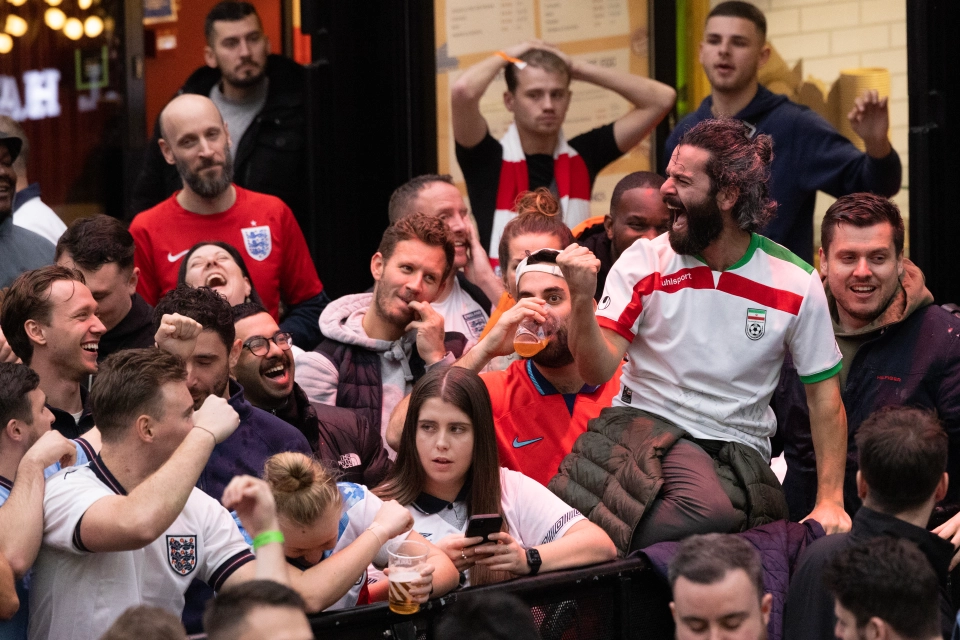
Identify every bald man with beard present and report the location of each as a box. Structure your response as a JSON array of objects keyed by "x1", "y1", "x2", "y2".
[{"x1": 129, "y1": 94, "x2": 328, "y2": 350}]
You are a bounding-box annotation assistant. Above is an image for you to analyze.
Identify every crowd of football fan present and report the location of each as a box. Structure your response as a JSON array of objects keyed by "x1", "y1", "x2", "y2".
[{"x1": 0, "y1": 2, "x2": 956, "y2": 640}]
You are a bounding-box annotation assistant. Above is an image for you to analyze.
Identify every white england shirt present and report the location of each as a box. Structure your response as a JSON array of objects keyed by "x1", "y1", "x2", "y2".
[
  {"x1": 408, "y1": 468, "x2": 583, "y2": 586},
  {"x1": 28, "y1": 456, "x2": 254, "y2": 640},
  {"x1": 596, "y1": 233, "x2": 842, "y2": 459},
  {"x1": 279, "y1": 483, "x2": 410, "y2": 611}
]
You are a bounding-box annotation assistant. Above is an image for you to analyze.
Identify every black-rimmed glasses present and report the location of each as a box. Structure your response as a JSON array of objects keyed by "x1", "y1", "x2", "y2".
[{"x1": 242, "y1": 332, "x2": 293, "y2": 356}]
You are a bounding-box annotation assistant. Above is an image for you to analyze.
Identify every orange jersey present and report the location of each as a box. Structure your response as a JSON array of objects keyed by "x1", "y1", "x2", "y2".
[{"x1": 482, "y1": 359, "x2": 623, "y2": 486}]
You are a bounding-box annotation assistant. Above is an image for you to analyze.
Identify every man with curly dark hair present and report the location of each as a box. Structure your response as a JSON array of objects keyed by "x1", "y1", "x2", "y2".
[{"x1": 550, "y1": 118, "x2": 849, "y2": 554}]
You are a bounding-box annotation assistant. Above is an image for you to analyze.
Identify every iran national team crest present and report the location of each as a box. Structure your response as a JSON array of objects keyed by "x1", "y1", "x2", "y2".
[
  {"x1": 745, "y1": 308, "x2": 766, "y2": 340},
  {"x1": 167, "y1": 535, "x2": 197, "y2": 576},
  {"x1": 241, "y1": 225, "x2": 272, "y2": 261}
]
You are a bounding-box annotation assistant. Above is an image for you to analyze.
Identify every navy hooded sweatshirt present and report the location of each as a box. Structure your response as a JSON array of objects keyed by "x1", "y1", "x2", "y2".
[{"x1": 663, "y1": 86, "x2": 902, "y2": 262}]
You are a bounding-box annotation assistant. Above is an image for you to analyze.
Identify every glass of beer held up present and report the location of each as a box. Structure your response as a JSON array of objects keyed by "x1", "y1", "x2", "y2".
[
  {"x1": 514, "y1": 318, "x2": 548, "y2": 358},
  {"x1": 387, "y1": 540, "x2": 428, "y2": 615}
]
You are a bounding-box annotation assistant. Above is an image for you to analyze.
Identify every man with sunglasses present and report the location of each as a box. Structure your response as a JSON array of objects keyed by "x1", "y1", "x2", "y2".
[{"x1": 232, "y1": 301, "x2": 392, "y2": 486}]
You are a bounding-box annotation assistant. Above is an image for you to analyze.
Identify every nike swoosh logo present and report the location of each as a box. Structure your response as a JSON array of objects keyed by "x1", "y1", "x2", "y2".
[
  {"x1": 512, "y1": 436, "x2": 543, "y2": 448},
  {"x1": 167, "y1": 249, "x2": 190, "y2": 262}
]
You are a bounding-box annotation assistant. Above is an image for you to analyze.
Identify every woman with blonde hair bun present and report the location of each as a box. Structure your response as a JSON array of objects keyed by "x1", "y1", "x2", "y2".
[{"x1": 260, "y1": 452, "x2": 458, "y2": 612}]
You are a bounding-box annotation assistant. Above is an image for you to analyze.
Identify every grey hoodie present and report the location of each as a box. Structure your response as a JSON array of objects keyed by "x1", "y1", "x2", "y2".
[{"x1": 294, "y1": 292, "x2": 438, "y2": 458}]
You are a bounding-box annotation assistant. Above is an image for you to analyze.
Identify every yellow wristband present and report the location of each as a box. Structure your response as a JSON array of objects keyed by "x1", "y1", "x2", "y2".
[{"x1": 252, "y1": 530, "x2": 284, "y2": 550}]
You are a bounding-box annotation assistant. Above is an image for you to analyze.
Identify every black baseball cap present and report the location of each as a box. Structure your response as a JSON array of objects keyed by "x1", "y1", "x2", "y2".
[{"x1": 0, "y1": 132, "x2": 22, "y2": 162}]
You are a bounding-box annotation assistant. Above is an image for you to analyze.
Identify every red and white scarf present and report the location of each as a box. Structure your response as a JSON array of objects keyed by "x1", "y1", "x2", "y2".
[{"x1": 489, "y1": 123, "x2": 591, "y2": 262}]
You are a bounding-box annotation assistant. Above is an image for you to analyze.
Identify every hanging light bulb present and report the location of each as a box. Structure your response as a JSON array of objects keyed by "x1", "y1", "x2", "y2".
[
  {"x1": 44, "y1": 7, "x2": 66, "y2": 30},
  {"x1": 0, "y1": 34, "x2": 12, "y2": 54},
  {"x1": 5, "y1": 15, "x2": 27, "y2": 37},
  {"x1": 46, "y1": 0, "x2": 63, "y2": 6},
  {"x1": 7, "y1": 0, "x2": 28, "y2": 7},
  {"x1": 63, "y1": 17, "x2": 83, "y2": 40},
  {"x1": 83, "y1": 15, "x2": 103, "y2": 38},
  {"x1": 78, "y1": 0, "x2": 93, "y2": 8}
]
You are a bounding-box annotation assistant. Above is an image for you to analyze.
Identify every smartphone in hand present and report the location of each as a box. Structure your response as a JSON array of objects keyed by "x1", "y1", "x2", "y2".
[{"x1": 464, "y1": 514, "x2": 504, "y2": 546}]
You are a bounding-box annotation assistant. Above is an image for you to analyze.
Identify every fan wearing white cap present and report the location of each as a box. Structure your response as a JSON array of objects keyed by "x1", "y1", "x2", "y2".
[{"x1": 445, "y1": 248, "x2": 623, "y2": 486}]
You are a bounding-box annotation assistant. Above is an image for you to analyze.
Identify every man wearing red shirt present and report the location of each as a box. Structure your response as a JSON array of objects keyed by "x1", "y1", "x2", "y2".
[
  {"x1": 129, "y1": 94, "x2": 326, "y2": 349},
  {"x1": 458, "y1": 248, "x2": 622, "y2": 485}
]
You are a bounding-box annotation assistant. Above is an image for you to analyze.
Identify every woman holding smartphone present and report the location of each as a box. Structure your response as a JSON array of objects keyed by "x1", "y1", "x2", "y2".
[{"x1": 374, "y1": 366, "x2": 616, "y2": 585}]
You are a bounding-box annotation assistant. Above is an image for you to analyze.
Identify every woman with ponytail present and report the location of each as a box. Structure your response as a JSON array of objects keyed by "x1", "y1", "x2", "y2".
[
  {"x1": 375, "y1": 366, "x2": 615, "y2": 586},
  {"x1": 260, "y1": 452, "x2": 458, "y2": 612}
]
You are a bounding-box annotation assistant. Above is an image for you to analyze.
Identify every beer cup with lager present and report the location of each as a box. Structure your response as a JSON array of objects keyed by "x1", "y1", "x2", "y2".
[
  {"x1": 387, "y1": 540, "x2": 428, "y2": 615},
  {"x1": 514, "y1": 318, "x2": 548, "y2": 358}
]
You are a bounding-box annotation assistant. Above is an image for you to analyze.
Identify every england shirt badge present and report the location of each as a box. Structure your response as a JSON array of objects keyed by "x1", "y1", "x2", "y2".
[
  {"x1": 745, "y1": 308, "x2": 766, "y2": 340},
  {"x1": 241, "y1": 225, "x2": 273, "y2": 261},
  {"x1": 167, "y1": 535, "x2": 198, "y2": 576}
]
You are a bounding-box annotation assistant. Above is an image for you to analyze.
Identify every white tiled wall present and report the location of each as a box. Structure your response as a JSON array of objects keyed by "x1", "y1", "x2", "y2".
[{"x1": 711, "y1": 0, "x2": 909, "y2": 250}]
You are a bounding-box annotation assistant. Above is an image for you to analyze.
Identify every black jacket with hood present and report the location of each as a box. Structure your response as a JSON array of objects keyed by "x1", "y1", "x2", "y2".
[
  {"x1": 131, "y1": 55, "x2": 308, "y2": 227},
  {"x1": 774, "y1": 260, "x2": 960, "y2": 519}
]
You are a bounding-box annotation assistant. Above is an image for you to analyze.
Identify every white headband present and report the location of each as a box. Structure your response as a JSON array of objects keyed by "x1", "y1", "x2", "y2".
[{"x1": 515, "y1": 249, "x2": 564, "y2": 287}]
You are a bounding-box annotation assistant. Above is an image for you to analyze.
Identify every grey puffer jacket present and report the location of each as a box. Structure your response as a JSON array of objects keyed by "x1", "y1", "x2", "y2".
[{"x1": 549, "y1": 406, "x2": 789, "y2": 556}]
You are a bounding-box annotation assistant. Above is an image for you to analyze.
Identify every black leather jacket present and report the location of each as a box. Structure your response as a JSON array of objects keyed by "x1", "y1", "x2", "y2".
[{"x1": 130, "y1": 55, "x2": 309, "y2": 227}]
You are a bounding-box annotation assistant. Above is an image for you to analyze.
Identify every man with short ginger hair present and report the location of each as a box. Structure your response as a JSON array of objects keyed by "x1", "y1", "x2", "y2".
[
  {"x1": 452, "y1": 41, "x2": 675, "y2": 262},
  {"x1": 295, "y1": 213, "x2": 466, "y2": 458}
]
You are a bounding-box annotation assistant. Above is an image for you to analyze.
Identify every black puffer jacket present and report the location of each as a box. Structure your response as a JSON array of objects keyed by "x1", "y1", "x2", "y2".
[
  {"x1": 130, "y1": 55, "x2": 308, "y2": 227},
  {"x1": 274, "y1": 383, "x2": 393, "y2": 487}
]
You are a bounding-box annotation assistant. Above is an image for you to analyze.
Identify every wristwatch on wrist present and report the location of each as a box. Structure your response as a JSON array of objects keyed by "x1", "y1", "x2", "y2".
[{"x1": 525, "y1": 548, "x2": 542, "y2": 576}]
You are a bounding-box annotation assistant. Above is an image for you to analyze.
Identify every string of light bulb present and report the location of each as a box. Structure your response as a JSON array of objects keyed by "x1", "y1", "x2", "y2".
[{"x1": 0, "y1": 0, "x2": 106, "y2": 53}]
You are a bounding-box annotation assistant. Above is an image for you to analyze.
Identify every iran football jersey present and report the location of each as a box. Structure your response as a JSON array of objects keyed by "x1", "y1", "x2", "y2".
[
  {"x1": 29, "y1": 456, "x2": 253, "y2": 640},
  {"x1": 596, "y1": 233, "x2": 841, "y2": 459}
]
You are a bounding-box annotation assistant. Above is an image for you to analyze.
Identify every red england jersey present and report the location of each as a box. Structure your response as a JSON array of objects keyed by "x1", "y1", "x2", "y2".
[
  {"x1": 129, "y1": 186, "x2": 323, "y2": 320},
  {"x1": 483, "y1": 359, "x2": 623, "y2": 486}
]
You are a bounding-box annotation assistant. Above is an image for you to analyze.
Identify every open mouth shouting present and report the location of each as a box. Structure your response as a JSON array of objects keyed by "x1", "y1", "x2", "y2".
[
  {"x1": 205, "y1": 272, "x2": 228, "y2": 289},
  {"x1": 260, "y1": 355, "x2": 293, "y2": 393},
  {"x1": 664, "y1": 196, "x2": 687, "y2": 233}
]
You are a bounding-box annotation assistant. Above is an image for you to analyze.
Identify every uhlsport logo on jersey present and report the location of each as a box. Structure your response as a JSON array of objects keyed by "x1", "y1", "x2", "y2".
[
  {"x1": 167, "y1": 535, "x2": 197, "y2": 576},
  {"x1": 745, "y1": 308, "x2": 766, "y2": 340},
  {"x1": 241, "y1": 225, "x2": 272, "y2": 261}
]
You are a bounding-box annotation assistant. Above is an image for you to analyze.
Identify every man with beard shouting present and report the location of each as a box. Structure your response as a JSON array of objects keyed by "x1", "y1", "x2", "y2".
[
  {"x1": 549, "y1": 118, "x2": 849, "y2": 556},
  {"x1": 129, "y1": 94, "x2": 327, "y2": 350}
]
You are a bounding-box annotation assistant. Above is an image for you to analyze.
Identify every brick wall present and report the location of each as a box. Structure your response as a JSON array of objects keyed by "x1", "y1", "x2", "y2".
[{"x1": 711, "y1": 0, "x2": 909, "y2": 253}]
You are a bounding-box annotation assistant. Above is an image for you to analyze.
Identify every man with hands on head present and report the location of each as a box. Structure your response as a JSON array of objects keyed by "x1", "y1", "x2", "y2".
[
  {"x1": 28, "y1": 348, "x2": 287, "y2": 640},
  {"x1": 549, "y1": 118, "x2": 849, "y2": 557},
  {"x1": 452, "y1": 39, "x2": 676, "y2": 262},
  {"x1": 296, "y1": 213, "x2": 467, "y2": 458}
]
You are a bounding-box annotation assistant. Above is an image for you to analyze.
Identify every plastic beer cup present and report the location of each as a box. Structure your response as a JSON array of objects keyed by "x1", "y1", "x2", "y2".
[{"x1": 387, "y1": 540, "x2": 428, "y2": 614}]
